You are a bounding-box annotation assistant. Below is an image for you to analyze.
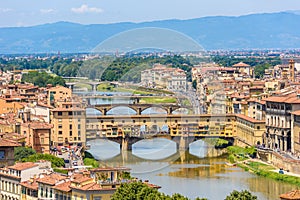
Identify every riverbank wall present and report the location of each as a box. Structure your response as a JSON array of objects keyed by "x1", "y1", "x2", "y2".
[{"x1": 257, "y1": 149, "x2": 300, "y2": 174}]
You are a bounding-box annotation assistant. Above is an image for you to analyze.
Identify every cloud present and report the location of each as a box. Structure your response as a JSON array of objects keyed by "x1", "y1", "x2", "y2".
[
  {"x1": 0, "y1": 8, "x2": 13, "y2": 13},
  {"x1": 71, "y1": 4, "x2": 103, "y2": 14},
  {"x1": 40, "y1": 9, "x2": 55, "y2": 14}
]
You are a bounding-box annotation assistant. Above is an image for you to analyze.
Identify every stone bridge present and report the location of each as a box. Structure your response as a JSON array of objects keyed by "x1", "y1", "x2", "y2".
[
  {"x1": 87, "y1": 134, "x2": 233, "y2": 151},
  {"x1": 65, "y1": 81, "x2": 102, "y2": 91},
  {"x1": 87, "y1": 103, "x2": 192, "y2": 115}
]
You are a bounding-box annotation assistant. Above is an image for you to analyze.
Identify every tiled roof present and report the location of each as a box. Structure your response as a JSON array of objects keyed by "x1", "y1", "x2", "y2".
[
  {"x1": 291, "y1": 110, "x2": 300, "y2": 116},
  {"x1": 20, "y1": 179, "x2": 38, "y2": 190},
  {"x1": 233, "y1": 62, "x2": 250, "y2": 67},
  {"x1": 71, "y1": 182, "x2": 112, "y2": 191},
  {"x1": 236, "y1": 114, "x2": 265, "y2": 123},
  {"x1": 71, "y1": 174, "x2": 93, "y2": 184},
  {"x1": 22, "y1": 122, "x2": 53, "y2": 130},
  {"x1": 52, "y1": 181, "x2": 72, "y2": 192},
  {"x1": 8, "y1": 162, "x2": 38, "y2": 171},
  {"x1": 37, "y1": 173, "x2": 67, "y2": 185},
  {"x1": 0, "y1": 138, "x2": 21, "y2": 147},
  {"x1": 280, "y1": 190, "x2": 300, "y2": 200}
]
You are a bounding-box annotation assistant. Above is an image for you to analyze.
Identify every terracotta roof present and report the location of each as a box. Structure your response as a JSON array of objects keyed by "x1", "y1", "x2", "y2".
[
  {"x1": 37, "y1": 173, "x2": 67, "y2": 185},
  {"x1": 22, "y1": 122, "x2": 53, "y2": 130},
  {"x1": 0, "y1": 138, "x2": 21, "y2": 147},
  {"x1": 236, "y1": 114, "x2": 265, "y2": 123},
  {"x1": 71, "y1": 174, "x2": 93, "y2": 184},
  {"x1": 20, "y1": 179, "x2": 38, "y2": 190},
  {"x1": 280, "y1": 190, "x2": 300, "y2": 200},
  {"x1": 233, "y1": 62, "x2": 250, "y2": 67},
  {"x1": 52, "y1": 181, "x2": 72, "y2": 192},
  {"x1": 71, "y1": 182, "x2": 112, "y2": 191},
  {"x1": 291, "y1": 110, "x2": 300, "y2": 116},
  {"x1": 8, "y1": 162, "x2": 38, "y2": 171}
]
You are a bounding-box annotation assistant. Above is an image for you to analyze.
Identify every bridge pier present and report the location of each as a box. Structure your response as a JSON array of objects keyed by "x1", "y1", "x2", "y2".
[
  {"x1": 173, "y1": 136, "x2": 193, "y2": 150},
  {"x1": 167, "y1": 107, "x2": 173, "y2": 115},
  {"x1": 137, "y1": 108, "x2": 142, "y2": 115},
  {"x1": 91, "y1": 84, "x2": 97, "y2": 92},
  {"x1": 121, "y1": 138, "x2": 132, "y2": 151}
]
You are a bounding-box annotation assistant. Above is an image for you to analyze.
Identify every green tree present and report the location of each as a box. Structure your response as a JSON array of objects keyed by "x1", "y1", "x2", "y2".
[
  {"x1": 254, "y1": 63, "x2": 271, "y2": 78},
  {"x1": 111, "y1": 181, "x2": 207, "y2": 200},
  {"x1": 22, "y1": 153, "x2": 64, "y2": 168},
  {"x1": 192, "y1": 80, "x2": 197, "y2": 90},
  {"x1": 225, "y1": 190, "x2": 257, "y2": 200},
  {"x1": 14, "y1": 147, "x2": 36, "y2": 161}
]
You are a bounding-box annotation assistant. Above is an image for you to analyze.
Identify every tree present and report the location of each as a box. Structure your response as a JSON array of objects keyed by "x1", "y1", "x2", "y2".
[
  {"x1": 22, "y1": 153, "x2": 64, "y2": 168},
  {"x1": 225, "y1": 190, "x2": 257, "y2": 200},
  {"x1": 14, "y1": 147, "x2": 36, "y2": 161},
  {"x1": 254, "y1": 63, "x2": 271, "y2": 78},
  {"x1": 192, "y1": 80, "x2": 197, "y2": 90},
  {"x1": 111, "y1": 181, "x2": 207, "y2": 200}
]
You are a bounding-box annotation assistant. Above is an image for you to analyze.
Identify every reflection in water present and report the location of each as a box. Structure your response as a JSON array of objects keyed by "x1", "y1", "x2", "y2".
[
  {"x1": 132, "y1": 138, "x2": 177, "y2": 160},
  {"x1": 88, "y1": 139, "x2": 297, "y2": 200}
]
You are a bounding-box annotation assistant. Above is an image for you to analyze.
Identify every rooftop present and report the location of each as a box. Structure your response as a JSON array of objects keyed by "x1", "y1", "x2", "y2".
[{"x1": 8, "y1": 162, "x2": 38, "y2": 171}]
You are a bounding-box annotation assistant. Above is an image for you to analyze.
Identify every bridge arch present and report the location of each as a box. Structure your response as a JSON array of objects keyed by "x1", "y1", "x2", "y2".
[
  {"x1": 172, "y1": 107, "x2": 192, "y2": 114},
  {"x1": 141, "y1": 107, "x2": 167, "y2": 115},
  {"x1": 106, "y1": 105, "x2": 137, "y2": 115},
  {"x1": 132, "y1": 138, "x2": 177, "y2": 160},
  {"x1": 86, "y1": 107, "x2": 102, "y2": 116}
]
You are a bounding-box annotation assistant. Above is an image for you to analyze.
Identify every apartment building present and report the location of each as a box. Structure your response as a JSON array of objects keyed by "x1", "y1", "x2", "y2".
[
  {"x1": 50, "y1": 105, "x2": 86, "y2": 148},
  {"x1": 20, "y1": 122, "x2": 52, "y2": 154},
  {"x1": 0, "y1": 161, "x2": 51, "y2": 200},
  {"x1": 141, "y1": 64, "x2": 187, "y2": 92},
  {"x1": 236, "y1": 114, "x2": 265, "y2": 146},
  {"x1": 264, "y1": 93, "x2": 300, "y2": 152}
]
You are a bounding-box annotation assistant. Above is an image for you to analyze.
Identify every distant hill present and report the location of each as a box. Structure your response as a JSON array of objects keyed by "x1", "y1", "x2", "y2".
[{"x1": 1, "y1": 12, "x2": 300, "y2": 54}]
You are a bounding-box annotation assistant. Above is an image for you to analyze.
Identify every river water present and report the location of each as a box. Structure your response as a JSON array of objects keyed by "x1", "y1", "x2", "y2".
[
  {"x1": 87, "y1": 139, "x2": 296, "y2": 200},
  {"x1": 82, "y1": 94, "x2": 296, "y2": 199}
]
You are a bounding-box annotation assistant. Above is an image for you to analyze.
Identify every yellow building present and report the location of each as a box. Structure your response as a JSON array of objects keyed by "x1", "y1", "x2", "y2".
[
  {"x1": 50, "y1": 106, "x2": 86, "y2": 148},
  {"x1": 0, "y1": 98, "x2": 24, "y2": 115},
  {"x1": 47, "y1": 85, "x2": 72, "y2": 106},
  {"x1": 291, "y1": 111, "x2": 300, "y2": 154},
  {"x1": 236, "y1": 114, "x2": 265, "y2": 147}
]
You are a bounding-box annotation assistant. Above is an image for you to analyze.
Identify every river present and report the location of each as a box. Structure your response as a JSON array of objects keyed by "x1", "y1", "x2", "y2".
[{"x1": 87, "y1": 138, "x2": 296, "y2": 200}]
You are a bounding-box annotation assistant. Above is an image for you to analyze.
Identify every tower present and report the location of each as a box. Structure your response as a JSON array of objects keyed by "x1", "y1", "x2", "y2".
[{"x1": 289, "y1": 59, "x2": 295, "y2": 82}]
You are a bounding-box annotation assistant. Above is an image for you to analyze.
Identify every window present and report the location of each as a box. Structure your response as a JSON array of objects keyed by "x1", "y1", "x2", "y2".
[
  {"x1": 143, "y1": 120, "x2": 146, "y2": 123},
  {"x1": 58, "y1": 119, "x2": 62, "y2": 122},
  {"x1": 78, "y1": 124, "x2": 81, "y2": 129},
  {"x1": 58, "y1": 112, "x2": 62, "y2": 116},
  {"x1": 74, "y1": 137, "x2": 77, "y2": 141},
  {"x1": 58, "y1": 131, "x2": 62, "y2": 135},
  {"x1": 69, "y1": 124, "x2": 72, "y2": 129},
  {"x1": 0, "y1": 151, "x2": 5, "y2": 159},
  {"x1": 68, "y1": 111, "x2": 73, "y2": 116},
  {"x1": 58, "y1": 124, "x2": 62, "y2": 129},
  {"x1": 69, "y1": 131, "x2": 72, "y2": 136}
]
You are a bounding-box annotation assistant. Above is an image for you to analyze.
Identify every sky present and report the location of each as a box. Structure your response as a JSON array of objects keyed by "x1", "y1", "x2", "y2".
[{"x1": 1, "y1": 0, "x2": 300, "y2": 27}]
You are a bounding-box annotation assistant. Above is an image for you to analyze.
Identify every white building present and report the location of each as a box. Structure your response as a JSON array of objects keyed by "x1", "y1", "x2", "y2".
[{"x1": 141, "y1": 64, "x2": 187, "y2": 92}]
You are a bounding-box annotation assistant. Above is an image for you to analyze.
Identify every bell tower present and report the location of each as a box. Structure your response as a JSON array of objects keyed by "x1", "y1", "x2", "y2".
[{"x1": 289, "y1": 59, "x2": 295, "y2": 82}]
